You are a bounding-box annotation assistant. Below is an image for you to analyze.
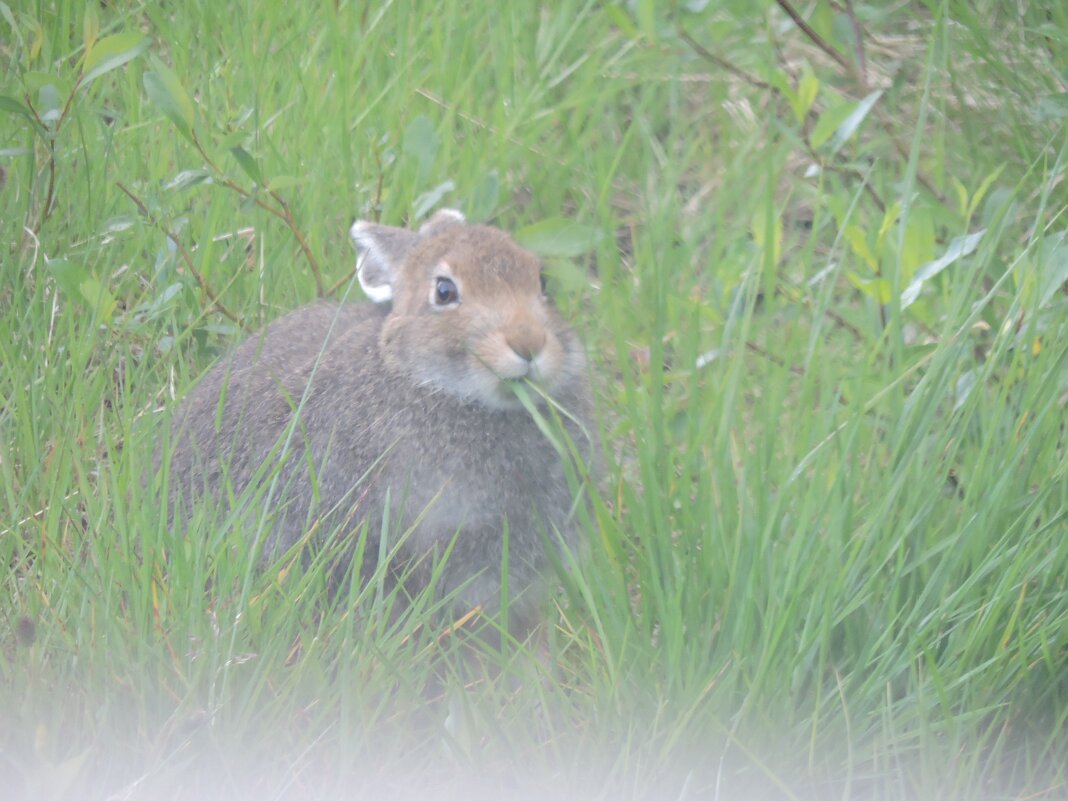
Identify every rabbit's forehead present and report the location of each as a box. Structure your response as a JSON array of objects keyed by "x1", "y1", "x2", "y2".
[{"x1": 416, "y1": 238, "x2": 541, "y2": 287}]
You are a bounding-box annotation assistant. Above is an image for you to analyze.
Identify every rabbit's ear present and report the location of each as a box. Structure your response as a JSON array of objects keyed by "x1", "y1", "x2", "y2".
[
  {"x1": 349, "y1": 221, "x2": 418, "y2": 304},
  {"x1": 418, "y1": 208, "x2": 465, "y2": 238}
]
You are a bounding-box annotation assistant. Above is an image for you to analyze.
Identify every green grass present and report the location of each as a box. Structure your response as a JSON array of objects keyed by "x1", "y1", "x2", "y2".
[{"x1": 2, "y1": 1, "x2": 1067, "y2": 799}]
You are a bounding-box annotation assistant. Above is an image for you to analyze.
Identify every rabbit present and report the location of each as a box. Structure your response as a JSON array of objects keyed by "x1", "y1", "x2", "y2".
[{"x1": 165, "y1": 209, "x2": 596, "y2": 636}]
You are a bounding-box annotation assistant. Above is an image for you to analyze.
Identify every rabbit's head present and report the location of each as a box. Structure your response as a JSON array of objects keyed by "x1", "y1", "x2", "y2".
[{"x1": 349, "y1": 210, "x2": 585, "y2": 409}]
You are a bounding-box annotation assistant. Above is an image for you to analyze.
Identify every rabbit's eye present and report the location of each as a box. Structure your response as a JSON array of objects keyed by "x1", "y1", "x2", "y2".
[{"x1": 434, "y1": 276, "x2": 460, "y2": 306}]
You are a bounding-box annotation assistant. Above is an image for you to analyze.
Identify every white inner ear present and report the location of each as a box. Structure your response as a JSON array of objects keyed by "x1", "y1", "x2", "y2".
[
  {"x1": 350, "y1": 222, "x2": 394, "y2": 304},
  {"x1": 356, "y1": 253, "x2": 393, "y2": 303}
]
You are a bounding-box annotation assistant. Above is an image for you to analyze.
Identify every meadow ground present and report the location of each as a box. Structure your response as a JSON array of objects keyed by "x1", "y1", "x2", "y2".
[{"x1": 1, "y1": 2, "x2": 1067, "y2": 799}]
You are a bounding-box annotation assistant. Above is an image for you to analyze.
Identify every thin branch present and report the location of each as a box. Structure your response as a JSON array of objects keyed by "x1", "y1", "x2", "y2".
[
  {"x1": 415, "y1": 87, "x2": 568, "y2": 167},
  {"x1": 267, "y1": 189, "x2": 324, "y2": 296},
  {"x1": 191, "y1": 132, "x2": 324, "y2": 296},
  {"x1": 117, "y1": 182, "x2": 244, "y2": 327},
  {"x1": 23, "y1": 94, "x2": 58, "y2": 233},
  {"x1": 775, "y1": 0, "x2": 852, "y2": 74},
  {"x1": 677, "y1": 29, "x2": 772, "y2": 91},
  {"x1": 774, "y1": 1, "x2": 948, "y2": 205},
  {"x1": 745, "y1": 341, "x2": 806, "y2": 376},
  {"x1": 844, "y1": 0, "x2": 868, "y2": 87},
  {"x1": 326, "y1": 265, "x2": 358, "y2": 296}
]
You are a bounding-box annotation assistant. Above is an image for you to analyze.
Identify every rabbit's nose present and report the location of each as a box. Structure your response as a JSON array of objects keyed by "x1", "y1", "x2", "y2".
[{"x1": 506, "y1": 324, "x2": 547, "y2": 362}]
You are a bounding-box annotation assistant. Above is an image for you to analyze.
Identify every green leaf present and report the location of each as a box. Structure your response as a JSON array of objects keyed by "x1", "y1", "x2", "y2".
[
  {"x1": 1036, "y1": 231, "x2": 1068, "y2": 310},
  {"x1": 464, "y1": 169, "x2": 499, "y2": 222},
  {"x1": 83, "y1": 2, "x2": 99, "y2": 54},
  {"x1": 0, "y1": 94, "x2": 38, "y2": 124},
  {"x1": 1033, "y1": 92, "x2": 1068, "y2": 122},
  {"x1": 217, "y1": 130, "x2": 245, "y2": 151},
  {"x1": 0, "y1": 3, "x2": 17, "y2": 46},
  {"x1": 950, "y1": 176, "x2": 969, "y2": 219},
  {"x1": 636, "y1": 0, "x2": 656, "y2": 40},
  {"x1": 900, "y1": 213, "x2": 935, "y2": 283},
  {"x1": 900, "y1": 230, "x2": 985, "y2": 309},
  {"x1": 164, "y1": 168, "x2": 213, "y2": 191},
  {"x1": 514, "y1": 218, "x2": 602, "y2": 258},
  {"x1": 847, "y1": 273, "x2": 891, "y2": 304},
  {"x1": 828, "y1": 89, "x2": 882, "y2": 154},
  {"x1": 402, "y1": 115, "x2": 438, "y2": 175},
  {"x1": 966, "y1": 164, "x2": 1005, "y2": 220},
  {"x1": 229, "y1": 146, "x2": 262, "y2": 185},
  {"x1": 81, "y1": 32, "x2": 148, "y2": 87},
  {"x1": 412, "y1": 179, "x2": 455, "y2": 220},
  {"x1": 47, "y1": 258, "x2": 117, "y2": 322},
  {"x1": 37, "y1": 83, "x2": 62, "y2": 124},
  {"x1": 790, "y1": 63, "x2": 819, "y2": 125},
  {"x1": 810, "y1": 99, "x2": 854, "y2": 149},
  {"x1": 751, "y1": 210, "x2": 783, "y2": 266},
  {"x1": 143, "y1": 60, "x2": 196, "y2": 140},
  {"x1": 843, "y1": 224, "x2": 877, "y2": 271},
  {"x1": 603, "y1": 4, "x2": 638, "y2": 39},
  {"x1": 875, "y1": 200, "x2": 901, "y2": 253},
  {"x1": 22, "y1": 71, "x2": 70, "y2": 95},
  {"x1": 544, "y1": 258, "x2": 589, "y2": 297}
]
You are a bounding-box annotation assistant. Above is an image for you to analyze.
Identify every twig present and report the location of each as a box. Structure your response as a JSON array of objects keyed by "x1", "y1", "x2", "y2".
[
  {"x1": 267, "y1": 189, "x2": 324, "y2": 296},
  {"x1": 326, "y1": 265, "x2": 358, "y2": 296},
  {"x1": 23, "y1": 94, "x2": 58, "y2": 233},
  {"x1": 680, "y1": 25, "x2": 888, "y2": 212},
  {"x1": 775, "y1": 0, "x2": 852, "y2": 74},
  {"x1": 876, "y1": 110, "x2": 949, "y2": 205},
  {"x1": 745, "y1": 341, "x2": 806, "y2": 376},
  {"x1": 844, "y1": 0, "x2": 868, "y2": 87},
  {"x1": 800, "y1": 136, "x2": 887, "y2": 212},
  {"x1": 415, "y1": 87, "x2": 568, "y2": 168},
  {"x1": 774, "y1": 0, "x2": 948, "y2": 205},
  {"x1": 677, "y1": 29, "x2": 771, "y2": 91},
  {"x1": 191, "y1": 132, "x2": 324, "y2": 296},
  {"x1": 116, "y1": 181, "x2": 244, "y2": 327}
]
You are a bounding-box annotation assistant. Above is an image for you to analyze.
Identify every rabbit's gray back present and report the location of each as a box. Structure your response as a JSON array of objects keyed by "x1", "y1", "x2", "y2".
[
  {"x1": 169, "y1": 301, "x2": 584, "y2": 612},
  {"x1": 167, "y1": 211, "x2": 594, "y2": 629}
]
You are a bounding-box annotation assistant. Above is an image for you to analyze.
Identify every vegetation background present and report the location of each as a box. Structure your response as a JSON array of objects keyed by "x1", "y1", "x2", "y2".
[{"x1": 1, "y1": 1, "x2": 1066, "y2": 799}]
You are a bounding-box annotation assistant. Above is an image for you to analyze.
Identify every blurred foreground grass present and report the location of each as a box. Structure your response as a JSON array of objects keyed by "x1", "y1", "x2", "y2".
[{"x1": 1, "y1": 1, "x2": 1066, "y2": 799}]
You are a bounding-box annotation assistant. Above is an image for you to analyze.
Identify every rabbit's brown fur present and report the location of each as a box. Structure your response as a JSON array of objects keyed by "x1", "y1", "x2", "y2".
[{"x1": 166, "y1": 210, "x2": 594, "y2": 632}]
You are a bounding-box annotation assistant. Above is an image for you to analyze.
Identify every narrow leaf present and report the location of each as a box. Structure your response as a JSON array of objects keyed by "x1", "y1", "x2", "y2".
[
  {"x1": 22, "y1": 71, "x2": 70, "y2": 95},
  {"x1": 514, "y1": 218, "x2": 602, "y2": 258},
  {"x1": 412, "y1": 180, "x2": 455, "y2": 220},
  {"x1": 636, "y1": 0, "x2": 656, "y2": 40},
  {"x1": 0, "y1": 94, "x2": 39, "y2": 125},
  {"x1": 47, "y1": 258, "x2": 116, "y2": 321},
  {"x1": 143, "y1": 62, "x2": 196, "y2": 140},
  {"x1": 229, "y1": 146, "x2": 262, "y2": 185},
  {"x1": 792, "y1": 64, "x2": 820, "y2": 125},
  {"x1": 464, "y1": 169, "x2": 499, "y2": 222},
  {"x1": 1037, "y1": 231, "x2": 1068, "y2": 310},
  {"x1": 810, "y1": 100, "x2": 854, "y2": 149},
  {"x1": 37, "y1": 84, "x2": 62, "y2": 124},
  {"x1": 900, "y1": 230, "x2": 985, "y2": 309},
  {"x1": 83, "y1": 3, "x2": 99, "y2": 54},
  {"x1": 164, "y1": 168, "x2": 213, "y2": 191},
  {"x1": 402, "y1": 115, "x2": 438, "y2": 175},
  {"x1": 81, "y1": 32, "x2": 148, "y2": 87},
  {"x1": 966, "y1": 165, "x2": 1005, "y2": 220},
  {"x1": 829, "y1": 90, "x2": 883, "y2": 154},
  {"x1": 603, "y1": 4, "x2": 638, "y2": 39}
]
